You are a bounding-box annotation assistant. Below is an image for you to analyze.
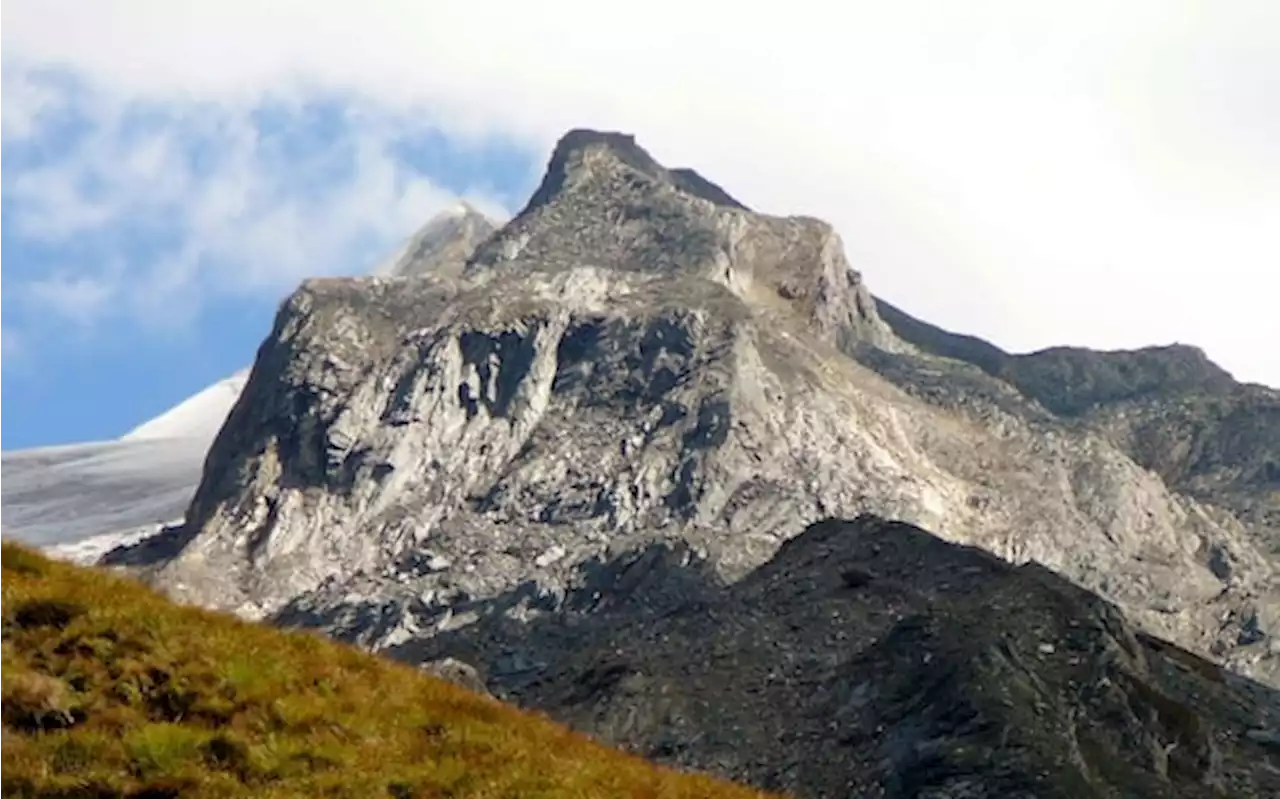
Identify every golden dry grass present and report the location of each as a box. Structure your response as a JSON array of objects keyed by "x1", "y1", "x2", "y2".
[{"x1": 1, "y1": 542, "x2": 780, "y2": 799}]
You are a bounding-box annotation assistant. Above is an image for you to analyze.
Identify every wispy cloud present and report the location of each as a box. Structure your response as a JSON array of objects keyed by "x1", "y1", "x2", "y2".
[
  {"x1": 1, "y1": 68, "x2": 70, "y2": 141},
  {"x1": 3, "y1": 79, "x2": 512, "y2": 334},
  {"x1": 23, "y1": 272, "x2": 121, "y2": 326}
]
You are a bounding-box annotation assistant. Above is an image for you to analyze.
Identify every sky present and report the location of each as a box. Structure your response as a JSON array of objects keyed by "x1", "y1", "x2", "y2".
[{"x1": 2, "y1": 0, "x2": 1278, "y2": 450}]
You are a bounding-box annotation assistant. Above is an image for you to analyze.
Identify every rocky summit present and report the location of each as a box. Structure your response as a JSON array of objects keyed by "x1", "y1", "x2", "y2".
[{"x1": 104, "y1": 128, "x2": 1279, "y2": 795}]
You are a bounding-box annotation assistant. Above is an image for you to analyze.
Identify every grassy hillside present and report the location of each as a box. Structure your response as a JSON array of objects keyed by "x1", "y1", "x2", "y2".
[{"x1": 1, "y1": 543, "x2": 777, "y2": 799}]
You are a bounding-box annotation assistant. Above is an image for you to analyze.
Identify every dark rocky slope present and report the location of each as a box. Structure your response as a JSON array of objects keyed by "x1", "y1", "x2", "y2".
[{"x1": 396, "y1": 514, "x2": 1280, "y2": 798}]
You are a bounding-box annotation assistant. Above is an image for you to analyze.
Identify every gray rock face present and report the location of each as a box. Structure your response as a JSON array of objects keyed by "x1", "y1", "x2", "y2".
[
  {"x1": 861, "y1": 300, "x2": 1280, "y2": 681},
  {"x1": 466, "y1": 128, "x2": 901, "y2": 356},
  {"x1": 118, "y1": 128, "x2": 1277, "y2": 697}
]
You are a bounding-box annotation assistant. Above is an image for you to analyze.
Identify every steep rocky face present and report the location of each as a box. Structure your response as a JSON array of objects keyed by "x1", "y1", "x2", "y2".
[
  {"x1": 865, "y1": 299, "x2": 1280, "y2": 678},
  {"x1": 129, "y1": 268, "x2": 940, "y2": 618},
  {"x1": 397, "y1": 515, "x2": 1280, "y2": 798},
  {"x1": 870, "y1": 297, "x2": 1276, "y2": 528},
  {"x1": 116, "y1": 128, "x2": 1277, "y2": 695}
]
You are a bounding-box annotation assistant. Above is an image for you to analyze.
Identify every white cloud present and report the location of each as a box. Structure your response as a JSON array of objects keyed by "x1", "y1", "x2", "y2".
[
  {"x1": 3, "y1": 0, "x2": 1278, "y2": 385},
  {"x1": 4, "y1": 92, "x2": 508, "y2": 326},
  {"x1": 0, "y1": 327, "x2": 20, "y2": 361},
  {"x1": 24, "y1": 272, "x2": 120, "y2": 326},
  {"x1": 1, "y1": 69, "x2": 68, "y2": 140}
]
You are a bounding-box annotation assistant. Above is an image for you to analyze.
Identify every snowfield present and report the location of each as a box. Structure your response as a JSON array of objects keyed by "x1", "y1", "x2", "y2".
[
  {"x1": 2, "y1": 365, "x2": 247, "y2": 557},
  {"x1": 1, "y1": 437, "x2": 207, "y2": 548}
]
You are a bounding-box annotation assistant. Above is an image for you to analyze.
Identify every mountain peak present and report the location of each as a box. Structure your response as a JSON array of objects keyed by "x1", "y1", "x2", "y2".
[
  {"x1": 523, "y1": 128, "x2": 749, "y2": 214},
  {"x1": 439, "y1": 199, "x2": 483, "y2": 218},
  {"x1": 465, "y1": 127, "x2": 897, "y2": 355},
  {"x1": 375, "y1": 202, "x2": 500, "y2": 278}
]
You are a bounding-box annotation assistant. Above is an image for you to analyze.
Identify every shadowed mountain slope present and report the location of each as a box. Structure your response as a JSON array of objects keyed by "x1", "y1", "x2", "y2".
[{"x1": 394, "y1": 514, "x2": 1280, "y2": 798}]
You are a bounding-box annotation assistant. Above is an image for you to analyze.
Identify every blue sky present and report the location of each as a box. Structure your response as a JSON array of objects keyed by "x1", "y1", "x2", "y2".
[
  {"x1": 2, "y1": 74, "x2": 538, "y2": 448},
  {"x1": 3, "y1": 3, "x2": 1278, "y2": 452}
]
